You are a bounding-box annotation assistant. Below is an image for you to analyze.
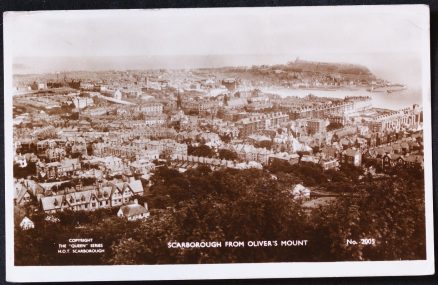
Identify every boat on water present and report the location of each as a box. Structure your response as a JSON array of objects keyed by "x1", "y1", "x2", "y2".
[{"x1": 366, "y1": 84, "x2": 406, "y2": 93}]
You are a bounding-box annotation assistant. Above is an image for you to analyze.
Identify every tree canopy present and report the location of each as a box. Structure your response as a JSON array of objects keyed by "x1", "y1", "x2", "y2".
[{"x1": 15, "y1": 163, "x2": 425, "y2": 265}]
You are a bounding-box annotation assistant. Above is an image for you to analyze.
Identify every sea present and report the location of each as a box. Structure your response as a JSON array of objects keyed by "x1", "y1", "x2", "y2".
[{"x1": 260, "y1": 87, "x2": 423, "y2": 111}]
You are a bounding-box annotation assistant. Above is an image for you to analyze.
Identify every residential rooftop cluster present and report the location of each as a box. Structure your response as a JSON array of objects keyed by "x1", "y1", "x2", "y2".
[{"x1": 12, "y1": 64, "x2": 424, "y2": 229}]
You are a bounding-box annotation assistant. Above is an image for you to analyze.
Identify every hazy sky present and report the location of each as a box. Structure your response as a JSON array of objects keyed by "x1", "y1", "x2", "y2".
[{"x1": 4, "y1": 5, "x2": 429, "y2": 86}]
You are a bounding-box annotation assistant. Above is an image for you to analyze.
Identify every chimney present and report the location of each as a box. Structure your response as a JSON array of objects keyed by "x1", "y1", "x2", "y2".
[
  {"x1": 133, "y1": 198, "x2": 138, "y2": 205},
  {"x1": 143, "y1": 202, "x2": 148, "y2": 210}
]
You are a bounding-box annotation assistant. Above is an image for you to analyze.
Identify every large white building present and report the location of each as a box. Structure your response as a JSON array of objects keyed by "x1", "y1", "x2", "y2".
[
  {"x1": 137, "y1": 103, "x2": 163, "y2": 115},
  {"x1": 72, "y1": 96, "x2": 94, "y2": 109}
]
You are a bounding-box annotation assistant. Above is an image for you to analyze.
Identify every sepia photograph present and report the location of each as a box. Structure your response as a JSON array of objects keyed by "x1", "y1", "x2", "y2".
[{"x1": 4, "y1": 4, "x2": 434, "y2": 281}]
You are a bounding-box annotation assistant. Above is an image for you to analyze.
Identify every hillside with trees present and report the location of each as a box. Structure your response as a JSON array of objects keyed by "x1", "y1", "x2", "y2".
[{"x1": 15, "y1": 162, "x2": 425, "y2": 265}]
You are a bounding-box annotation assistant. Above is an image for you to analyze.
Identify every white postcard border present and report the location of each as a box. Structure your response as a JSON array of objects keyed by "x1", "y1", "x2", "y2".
[{"x1": 4, "y1": 5, "x2": 434, "y2": 282}]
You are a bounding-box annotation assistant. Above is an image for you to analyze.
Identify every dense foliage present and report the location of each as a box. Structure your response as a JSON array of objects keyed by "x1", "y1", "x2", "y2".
[
  {"x1": 187, "y1": 144, "x2": 215, "y2": 158},
  {"x1": 15, "y1": 163, "x2": 425, "y2": 265}
]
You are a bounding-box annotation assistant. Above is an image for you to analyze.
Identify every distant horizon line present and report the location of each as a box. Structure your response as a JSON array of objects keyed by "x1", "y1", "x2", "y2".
[
  {"x1": 13, "y1": 50, "x2": 419, "y2": 57},
  {"x1": 12, "y1": 53, "x2": 422, "y2": 89},
  {"x1": 13, "y1": 55, "x2": 374, "y2": 75}
]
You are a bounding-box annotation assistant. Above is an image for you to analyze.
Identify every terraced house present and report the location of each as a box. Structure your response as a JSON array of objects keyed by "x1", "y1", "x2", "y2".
[
  {"x1": 40, "y1": 179, "x2": 144, "y2": 213},
  {"x1": 36, "y1": 158, "x2": 81, "y2": 180}
]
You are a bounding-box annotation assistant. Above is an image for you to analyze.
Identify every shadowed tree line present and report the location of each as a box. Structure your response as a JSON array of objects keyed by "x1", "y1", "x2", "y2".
[{"x1": 15, "y1": 163, "x2": 425, "y2": 265}]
